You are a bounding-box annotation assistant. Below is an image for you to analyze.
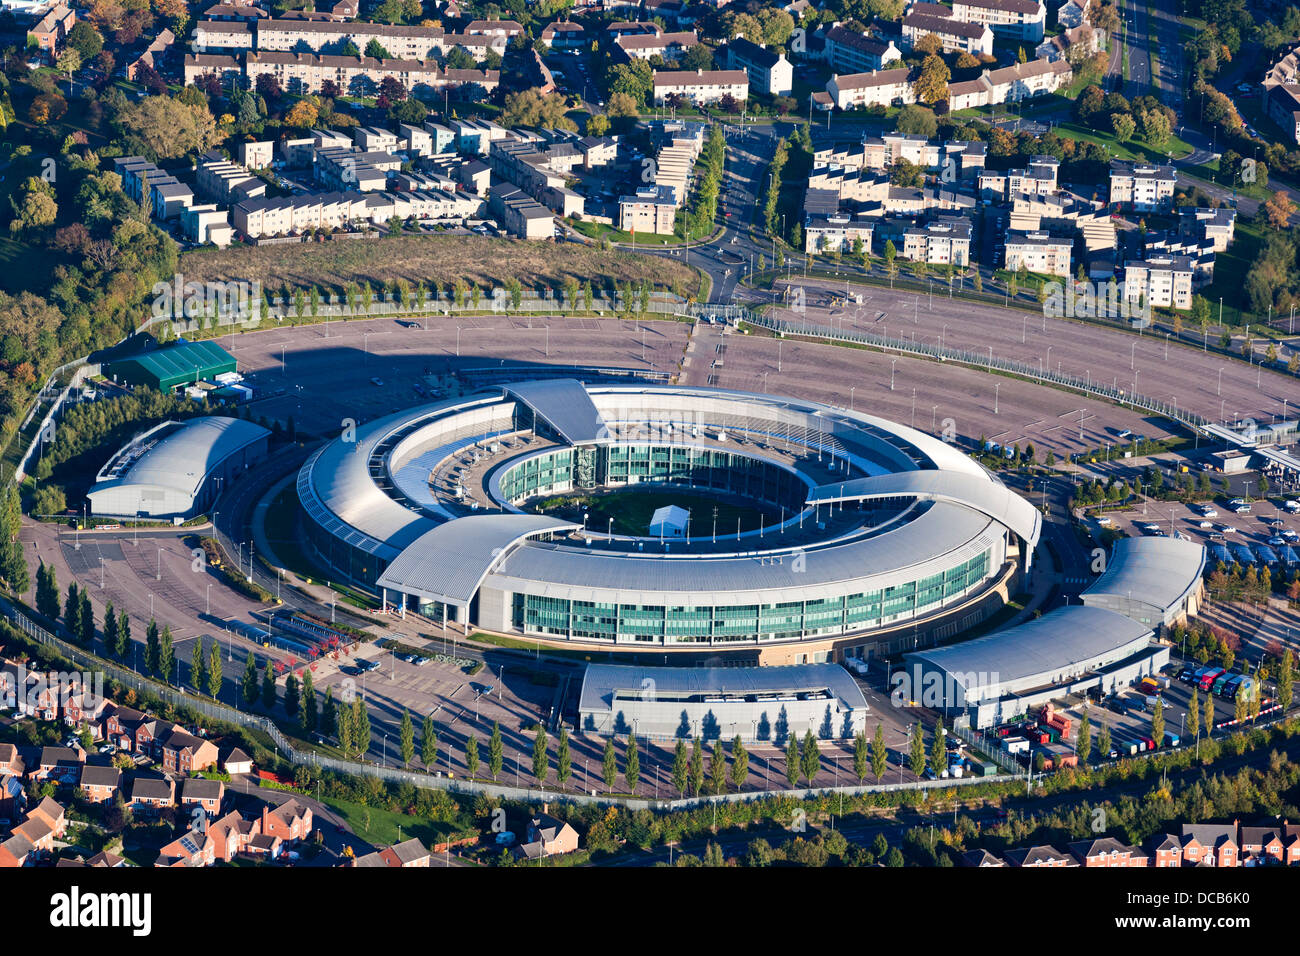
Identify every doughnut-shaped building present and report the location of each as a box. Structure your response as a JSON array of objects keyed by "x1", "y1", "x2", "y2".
[{"x1": 295, "y1": 380, "x2": 1041, "y2": 663}]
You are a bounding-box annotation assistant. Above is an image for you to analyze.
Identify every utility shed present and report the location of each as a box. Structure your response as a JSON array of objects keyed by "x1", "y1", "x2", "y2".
[
  {"x1": 649, "y1": 504, "x2": 688, "y2": 538},
  {"x1": 109, "y1": 341, "x2": 236, "y2": 391}
]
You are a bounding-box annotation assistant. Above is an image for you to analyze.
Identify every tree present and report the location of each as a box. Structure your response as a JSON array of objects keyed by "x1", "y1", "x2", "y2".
[
  {"x1": 785, "y1": 731, "x2": 800, "y2": 788},
  {"x1": 557, "y1": 727, "x2": 571, "y2": 789},
  {"x1": 119, "y1": 95, "x2": 219, "y2": 160},
  {"x1": 113, "y1": 613, "x2": 131, "y2": 665},
  {"x1": 78, "y1": 589, "x2": 94, "y2": 648},
  {"x1": 606, "y1": 91, "x2": 640, "y2": 118},
  {"x1": 1264, "y1": 191, "x2": 1296, "y2": 230},
  {"x1": 1097, "y1": 722, "x2": 1111, "y2": 759},
  {"x1": 300, "y1": 668, "x2": 315, "y2": 733},
  {"x1": 489, "y1": 721, "x2": 504, "y2": 780},
  {"x1": 191, "y1": 638, "x2": 206, "y2": 692},
  {"x1": 623, "y1": 732, "x2": 640, "y2": 792},
  {"x1": 801, "y1": 729, "x2": 820, "y2": 786},
  {"x1": 261, "y1": 659, "x2": 275, "y2": 709},
  {"x1": 144, "y1": 619, "x2": 160, "y2": 677},
  {"x1": 1187, "y1": 686, "x2": 1200, "y2": 742},
  {"x1": 872, "y1": 724, "x2": 887, "y2": 781},
  {"x1": 322, "y1": 686, "x2": 338, "y2": 738},
  {"x1": 602, "y1": 737, "x2": 618, "y2": 790},
  {"x1": 672, "y1": 739, "x2": 688, "y2": 795},
  {"x1": 930, "y1": 720, "x2": 947, "y2": 777},
  {"x1": 352, "y1": 697, "x2": 371, "y2": 758},
  {"x1": 895, "y1": 103, "x2": 938, "y2": 138},
  {"x1": 284, "y1": 100, "x2": 319, "y2": 128},
  {"x1": 1076, "y1": 712, "x2": 1092, "y2": 763},
  {"x1": 853, "y1": 730, "x2": 868, "y2": 783},
  {"x1": 36, "y1": 563, "x2": 59, "y2": 619},
  {"x1": 1278, "y1": 649, "x2": 1294, "y2": 712},
  {"x1": 67, "y1": 21, "x2": 103, "y2": 60},
  {"x1": 65, "y1": 582, "x2": 81, "y2": 637},
  {"x1": 364, "y1": 38, "x2": 392, "y2": 58},
  {"x1": 1204, "y1": 688, "x2": 1215, "y2": 734},
  {"x1": 585, "y1": 113, "x2": 610, "y2": 137},
  {"x1": 421, "y1": 713, "x2": 436, "y2": 766},
  {"x1": 730, "y1": 735, "x2": 749, "y2": 790},
  {"x1": 912, "y1": 55, "x2": 950, "y2": 106},
  {"x1": 102, "y1": 601, "x2": 118, "y2": 658},
  {"x1": 533, "y1": 723, "x2": 549, "y2": 784},
  {"x1": 462, "y1": 736, "x2": 478, "y2": 778},
  {"x1": 709, "y1": 739, "x2": 726, "y2": 794},
  {"x1": 909, "y1": 723, "x2": 926, "y2": 778},
  {"x1": 284, "y1": 673, "x2": 300, "y2": 717},
  {"x1": 243, "y1": 654, "x2": 259, "y2": 707}
]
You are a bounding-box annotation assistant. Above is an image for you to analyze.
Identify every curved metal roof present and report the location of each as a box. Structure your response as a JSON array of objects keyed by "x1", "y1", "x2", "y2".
[
  {"x1": 90, "y1": 416, "x2": 268, "y2": 502},
  {"x1": 504, "y1": 379, "x2": 608, "y2": 443},
  {"x1": 484, "y1": 501, "x2": 1000, "y2": 603},
  {"x1": 906, "y1": 604, "x2": 1153, "y2": 692},
  {"x1": 579, "y1": 663, "x2": 868, "y2": 714},
  {"x1": 1081, "y1": 536, "x2": 1206, "y2": 614},
  {"x1": 376, "y1": 514, "x2": 581, "y2": 605},
  {"x1": 804, "y1": 471, "x2": 1042, "y2": 549}
]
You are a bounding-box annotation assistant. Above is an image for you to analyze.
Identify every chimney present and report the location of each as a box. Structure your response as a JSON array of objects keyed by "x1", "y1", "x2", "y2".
[
  {"x1": 261, "y1": 804, "x2": 268, "y2": 833},
  {"x1": 542, "y1": 802, "x2": 549, "y2": 815}
]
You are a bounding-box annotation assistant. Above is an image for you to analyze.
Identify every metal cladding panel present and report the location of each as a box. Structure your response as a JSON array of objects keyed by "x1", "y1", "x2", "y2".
[
  {"x1": 578, "y1": 662, "x2": 869, "y2": 714},
  {"x1": 905, "y1": 604, "x2": 1154, "y2": 694},
  {"x1": 1081, "y1": 536, "x2": 1206, "y2": 617},
  {"x1": 90, "y1": 416, "x2": 268, "y2": 504},
  {"x1": 504, "y1": 379, "x2": 608, "y2": 443},
  {"x1": 806, "y1": 470, "x2": 1041, "y2": 550},
  {"x1": 376, "y1": 514, "x2": 581, "y2": 605},
  {"x1": 484, "y1": 501, "x2": 999, "y2": 603}
]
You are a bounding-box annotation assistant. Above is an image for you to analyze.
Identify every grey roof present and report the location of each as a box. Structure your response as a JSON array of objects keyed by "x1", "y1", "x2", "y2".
[
  {"x1": 180, "y1": 777, "x2": 224, "y2": 800},
  {"x1": 1081, "y1": 537, "x2": 1206, "y2": 614},
  {"x1": 77, "y1": 765, "x2": 121, "y2": 789},
  {"x1": 579, "y1": 663, "x2": 868, "y2": 713},
  {"x1": 806, "y1": 470, "x2": 1041, "y2": 549},
  {"x1": 503, "y1": 379, "x2": 609, "y2": 443},
  {"x1": 488, "y1": 500, "x2": 999, "y2": 602},
  {"x1": 90, "y1": 417, "x2": 269, "y2": 504},
  {"x1": 906, "y1": 605, "x2": 1153, "y2": 691},
  {"x1": 376, "y1": 514, "x2": 580, "y2": 605}
]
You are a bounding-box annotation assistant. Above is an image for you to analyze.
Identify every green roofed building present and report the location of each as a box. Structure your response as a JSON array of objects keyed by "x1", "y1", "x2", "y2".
[{"x1": 109, "y1": 341, "x2": 236, "y2": 391}]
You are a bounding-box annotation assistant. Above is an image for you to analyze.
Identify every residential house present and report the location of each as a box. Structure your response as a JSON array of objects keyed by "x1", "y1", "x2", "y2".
[
  {"x1": 180, "y1": 777, "x2": 225, "y2": 817},
  {"x1": 540, "y1": 21, "x2": 585, "y2": 50},
  {"x1": 35, "y1": 746, "x2": 85, "y2": 783},
  {"x1": 126, "y1": 775, "x2": 176, "y2": 815},
  {"x1": 28, "y1": 4, "x2": 75, "y2": 59},
  {"x1": 261, "y1": 798, "x2": 313, "y2": 843},
  {"x1": 1180, "y1": 823, "x2": 1240, "y2": 867},
  {"x1": 77, "y1": 765, "x2": 122, "y2": 804},
  {"x1": 1003, "y1": 844, "x2": 1076, "y2": 866},
  {"x1": 962, "y1": 848, "x2": 1006, "y2": 866},
  {"x1": 825, "y1": 67, "x2": 917, "y2": 110},
  {"x1": 1239, "y1": 823, "x2": 1288, "y2": 866},
  {"x1": 517, "y1": 809, "x2": 580, "y2": 859},
  {"x1": 651, "y1": 69, "x2": 749, "y2": 105},
  {"x1": 0, "y1": 743, "x2": 23, "y2": 777},
  {"x1": 1067, "y1": 836, "x2": 1149, "y2": 867},
  {"x1": 1146, "y1": 834, "x2": 1182, "y2": 867}
]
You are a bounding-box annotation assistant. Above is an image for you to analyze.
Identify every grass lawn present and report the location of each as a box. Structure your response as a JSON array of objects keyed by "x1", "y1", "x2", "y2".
[
  {"x1": 0, "y1": 235, "x2": 54, "y2": 295},
  {"x1": 1055, "y1": 122, "x2": 1193, "y2": 163},
  {"x1": 321, "y1": 793, "x2": 474, "y2": 848},
  {"x1": 535, "y1": 487, "x2": 779, "y2": 536},
  {"x1": 569, "y1": 217, "x2": 707, "y2": 246},
  {"x1": 180, "y1": 235, "x2": 703, "y2": 301},
  {"x1": 1196, "y1": 218, "x2": 1266, "y2": 328}
]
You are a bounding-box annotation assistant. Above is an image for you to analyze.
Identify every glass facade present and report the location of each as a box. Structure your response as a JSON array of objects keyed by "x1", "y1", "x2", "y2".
[
  {"x1": 508, "y1": 550, "x2": 991, "y2": 644},
  {"x1": 498, "y1": 444, "x2": 807, "y2": 512}
]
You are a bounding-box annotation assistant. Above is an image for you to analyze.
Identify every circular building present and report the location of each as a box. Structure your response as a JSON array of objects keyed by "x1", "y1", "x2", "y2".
[{"x1": 295, "y1": 380, "x2": 1041, "y2": 663}]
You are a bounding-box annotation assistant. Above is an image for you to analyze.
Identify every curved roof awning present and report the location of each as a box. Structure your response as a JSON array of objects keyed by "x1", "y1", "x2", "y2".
[
  {"x1": 377, "y1": 514, "x2": 581, "y2": 606},
  {"x1": 806, "y1": 471, "x2": 1042, "y2": 550},
  {"x1": 504, "y1": 379, "x2": 608, "y2": 444}
]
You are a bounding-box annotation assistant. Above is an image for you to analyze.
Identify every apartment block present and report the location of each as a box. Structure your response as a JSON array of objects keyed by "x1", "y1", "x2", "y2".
[
  {"x1": 1108, "y1": 160, "x2": 1176, "y2": 211},
  {"x1": 192, "y1": 19, "x2": 255, "y2": 51},
  {"x1": 947, "y1": 56, "x2": 1072, "y2": 109},
  {"x1": 489, "y1": 185, "x2": 555, "y2": 239},
  {"x1": 1004, "y1": 229, "x2": 1072, "y2": 277},
  {"x1": 805, "y1": 212, "x2": 875, "y2": 255},
  {"x1": 314, "y1": 146, "x2": 401, "y2": 191},
  {"x1": 616, "y1": 30, "x2": 699, "y2": 61},
  {"x1": 951, "y1": 0, "x2": 1046, "y2": 42},
  {"x1": 901, "y1": 216, "x2": 972, "y2": 265},
  {"x1": 651, "y1": 69, "x2": 749, "y2": 105},
  {"x1": 725, "y1": 36, "x2": 793, "y2": 96},
  {"x1": 112, "y1": 157, "x2": 195, "y2": 220},
  {"x1": 196, "y1": 156, "x2": 266, "y2": 205},
  {"x1": 619, "y1": 185, "x2": 678, "y2": 234},
  {"x1": 1178, "y1": 206, "x2": 1236, "y2": 253},
  {"x1": 823, "y1": 26, "x2": 902, "y2": 74},
  {"x1": 825, "y1": 67, "x2": 916, "y2": 110},
  {"x1": 901, "y1": 2, "x2": 993, "y2": 56},
  {"x1": 1123, "y1": 256, "x2": 1194, "y2": 311}
]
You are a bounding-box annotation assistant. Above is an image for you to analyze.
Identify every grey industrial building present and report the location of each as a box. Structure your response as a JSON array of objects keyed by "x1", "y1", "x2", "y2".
[
  {"x1": 87, "y1": 416, "x2": 270, "y2": 520},
  {"x1": 578, "y1": 662, "x2": 870, "y2": 742},
  {"x1": 902, "y1": 536, "x2": 1203, "y2": 728},
  {"x1": 1078, "y1": 536, "x2": 1206, "y2": 628},
  {"x1": 297, "y1": 381, "x2": 1042, "y2": 663}
]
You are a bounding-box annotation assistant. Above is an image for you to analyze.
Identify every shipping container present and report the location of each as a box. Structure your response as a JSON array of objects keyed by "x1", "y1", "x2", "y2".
[
  {"x1": 1199, "y1": 668, "x2": 1226, "y2": 690},
  {"x1": 1002, "y1": 736, "x2": 1030, "y2": 754},
  {"x1": 1163, "y1": 732, "x2": 1180, "y2": 747}
]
